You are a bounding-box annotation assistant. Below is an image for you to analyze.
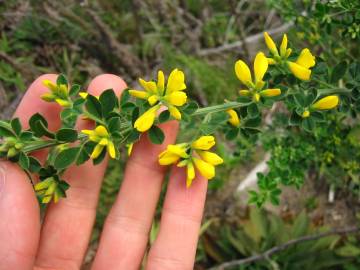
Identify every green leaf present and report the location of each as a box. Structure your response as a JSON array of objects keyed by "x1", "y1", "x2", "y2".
[
  {"x1": 126, "y1": 129, "x2": 141, "y2": 144},
  {"x1": 0, "y1": 122, "x2": 15, "y2": 137},
  {"x1": 29, "y1": 113, "x2": 48, "y2": 136},
  {"x1": 85, "y1": 95, "x2": 102, "y2": 119},
  {"x1": 244, "y1": 117, "x2": 261, "y2": 128},
  {"x1": 11, "y1": 118, "x2": 22, "y2": 135},
  {"x1": 56, "y1": 128, "x2": 78, "y2": 143},
  {"x1": 76, "y1": 142, "x2": 92, "y2": 165},
  {"x1": 302, "y1": 118, "x2": 315, "y2": 132},
  {"x1": 336, "y1": 243, "x2": 360, "y2": 257},
  {"x1": 148, "y1": 125, "x2": 165, "y2": 145},
  {"x1": 120, "y1": 89, "x2": 130, "y2": 105},
  {"x1": 100, "y1": 89, "x2": 117, "y2": 118},
  {"x1": 108, "y1": 117, "x2": 121, "y2": 134},
  {"x1": 330, "y1": 61, "x2": 348, "y2": 83},
  {"x1": 18, "y1": 152, "x2": 30, "y2": 170},
  {"x1": 54, "y1": 147, "x2": 80, "y2": 170},
  {"x1": 121, "y1": 102, "x2": 136, "y2": 112},
  {"x1": 225, "y1": 128, "x2": 239, "y2": 140},
  {"x1": 291, "y1": 210, "x2": 309, "y2": 237},
  {"x1": 289, "y1": 112, "x2": 302, "y2": 126},
  {"x1": 60, "y1": 108, "x2": 78, "y2": 128},
  {"x1": 56, "y1": 74, "x2": 68, "y2": 86},
  {"x1": 247, "y1": 103, "x2": 259, "y2": 118},
  {"x1": 182, "y1": 101, "x2": 198, "y2": 114},
  {"x1": 28, "y1": 156, "x2": 41, "y2": 173},
  {"x1": 158, "y1": 110, "x2": 170, "y2": 123},
  {"x1": 69, "y1": 84, "x2": 81, "y2": 96},
  {"x1": 20, "y1": 131, "x2": 33, "y2": 141}
]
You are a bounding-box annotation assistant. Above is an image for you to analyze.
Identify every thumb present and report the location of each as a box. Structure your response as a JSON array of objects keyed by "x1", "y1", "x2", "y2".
[{"x1": 0, "y1": 161, "x2": 40, "y2": 270}]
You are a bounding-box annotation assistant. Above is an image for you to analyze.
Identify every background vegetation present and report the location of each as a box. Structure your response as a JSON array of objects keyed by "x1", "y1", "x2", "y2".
[{"x1": 0, "y1": 0, "x2": 359, "y2": 269}]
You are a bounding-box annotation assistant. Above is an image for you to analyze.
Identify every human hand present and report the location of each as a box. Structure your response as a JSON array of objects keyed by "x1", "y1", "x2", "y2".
[{"x1": 0, "y1": 74, "x2": 208, "y2": 270}]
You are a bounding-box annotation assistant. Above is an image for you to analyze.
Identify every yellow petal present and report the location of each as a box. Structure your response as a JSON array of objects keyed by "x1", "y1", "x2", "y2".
[
  {"x1": 167, "y1": 144, "x2": 188, "y2": 158},
  {"x1": 167, "y1": 69, "x2": 186, "y2": 93},
  {"x1": 253, "y1": 93, "x2": 260, "y2": 102},
  {"x1": 302, "y1": 110, "x2": 310, "y2": 118},
  {"x1": 264, "y1": 32, "x2": 278, "y2": 55},
  {"x1": 311, "y1": 96, "x2": 339, "y2": 110},
  {"x1": 55, "y1": 98, "x2": 71, "y2": 107},
  {"x1": 280, "y1": 34, "x2": 288, "y2": 57},
  {"x1": 296, "y1": 48, "x2": 316, "y2": 69},
  {"x1": 79, "y1": 92, "x2": 89, "y2": 99},
  {"x1": 191, "y1": 136, "x2": 215, "y2": 150},
  {"x1": 91, "y1": 144, "x2": 104, "y2": 159},
  {"x1": 98, "y1": 138, "x2": 108, "y2": 146},
  {"x1": 158, "y1": 150, "x2": 180, "y2": 165},
  {"x1": 148, "y1": 95, "x2": 159, "y2": 106},
  {"x1": 226, "y1": 109, "x2": 240, "y2": 127},
  {"x1": 287, "y1": 61, "x2": 311, "y2": 81},
  {"x1": 267, "y1": 58, "x2": 276, "y2": 65},
  {"x1": 254, "y1": 52, "x2": 268, "y2": 83},
  {"x1": 197, "y1": 151, "x2": 223, "y2": 165},
  {"x1": 239, "y1": 89, "x2": 250, "y2": 96},
  {"x1": 34, "y1": 177, "x2": 54, "y2": 191},
  {"x1": 193, "y1": 158, "x2": 215, "y2": 179},
  {"x1": 260, "y1": 88, "x2": 281, "y2": 97},
  {"x1": 44, "y1": 181, "x2": 57, "y2": 196},
  {"x1": 58, "y1": 84, "x2": 68, "y2": 97},
  {"x1": 95, "y1": 125, "x2": 109, "y2": 137},
  {"x1": 286, "y1": 48, "x2": 292, "y2": 58},
  {"x1": 41, "y1": 93, "x2": 56, "y2": 102},
  {"x1": 134, "y1": 105, "x2": 160, "y2": 132},
  {"x1": 81, "y1": 129, "x2": 94, "y2": 136},
  {"x1": 235, "y1": 60, "x2": 252, "y2": 85},
  {"x1": 43, "y1": 80, "x2": 57, "y2": 92},
  {"x1": 127, "y1": 143, "x2": 133, "y2": 156},
  {"x1": 168, "y1": 105, "x2": 182, "y2": 120},
  {"x1": 139, "y1": 78, "x2": 157, "y2": 94},
  {"x1": 165, "y1": 91, "x2": 187, "y2": 106},
  {"x1": 157, "y1": 70, "x2": 165, "y2": 94},
  {"x1": 53, "y1": 189, "x2": 61, "y2": 203},
  {"x1": 186, "y1": 162, "x2": 195, "y2": 188},
  {"x1": 129, "y1": 90, "x2": 149, "y2": 99},
  {"x1": 107, "y1": 141, "x2": 116, "y2": 159}
]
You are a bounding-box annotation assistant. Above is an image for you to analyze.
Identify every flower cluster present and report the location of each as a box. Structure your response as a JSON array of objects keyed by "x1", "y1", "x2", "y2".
[
  {"x1": 235, "y1": 52, "x2": 282, "y2": 102},
  {"x1": 129, "y1": 69, "x2": 187, "y2": 132},
  {"x1": 158, "y1": 136, "x2": 223, "y2": 187},
  {"x1": 41, "y1": 79, "x2": 72, "y2": 107},
  {"x1": 81, "y1": 125, "x2": 116, "y2": 159},
  {"x1": 264, "y1": 32, "x2": 316, "y2": 81}
]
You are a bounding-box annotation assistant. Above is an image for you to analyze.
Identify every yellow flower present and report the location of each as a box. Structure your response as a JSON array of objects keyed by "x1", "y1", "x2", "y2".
[
  {"x1": 311, "y1": 96, "x2": 339, "y2": 110},
  {"x1": 129, "y1": 69, "x2": 188, "y2": 132},
  {"x1": 302, "y1": 110, "x2": 310, "y2": 118},
  {"x1": 191, "y1": 135, "x2": 215, "y2": 150},
  {"x1": 41, "y1": 80, "x2": 72, "y2": 107},
  {"x1": 158, "y1": 143, "x2": 189, "y2": 165},
  {"x1": 34, "y1": 177, "x2": 65, "y2": 204},
  {"x1": 235, "y1": 52, "x2": 281, "y2": 102},
  {"x1": 134, "y1": 104, "x2": 161, "y2": 132},
  {"x1": 263, "y1": 32, "x2": 315, "y2": 81},
  {"x1": 81, "y1": 125, "x2": 116, "y2": 159},
  {"x1": 158, "y1": 135, "x2": 223, "y2": 187},
  {"x1": 226, "y1": 109, "x2": 240, "y2": 127}
]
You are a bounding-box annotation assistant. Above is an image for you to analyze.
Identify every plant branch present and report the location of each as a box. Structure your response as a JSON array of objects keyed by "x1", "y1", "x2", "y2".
[
  {"x1": 207, "y1": 226, "x2": 360, "y2": 270},
  {"x1": 198, "y1": 22, "x2": 293, "y2": 56}
]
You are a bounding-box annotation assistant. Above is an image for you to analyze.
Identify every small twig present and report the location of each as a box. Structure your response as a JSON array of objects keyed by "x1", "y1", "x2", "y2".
[
  {"x1": 198, "y1": 22, "x2": 293, "y2": 56},
  {"x1": 208, "y1": 226, "x2": 360, "y2": 270}
]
